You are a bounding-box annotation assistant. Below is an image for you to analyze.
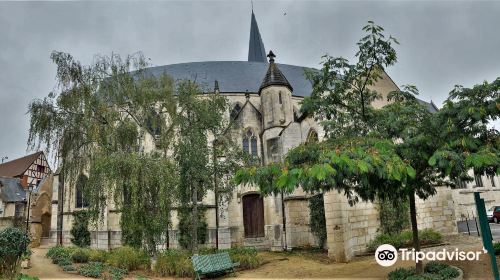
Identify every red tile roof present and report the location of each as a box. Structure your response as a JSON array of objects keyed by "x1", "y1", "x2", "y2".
[{"x1": 0, "y1": 151, "x2": 43, "y2": 177}]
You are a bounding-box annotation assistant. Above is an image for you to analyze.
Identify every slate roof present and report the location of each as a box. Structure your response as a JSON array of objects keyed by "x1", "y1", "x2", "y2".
[
  {"x1": 0, "y1": 177, "x2": 26, "y2": 203},
  {"x1": 259, "y1": 51, "x2": 293, "y2": 92},
  {"x1": 143, "y1": 61, "x2": 438, "y2": 112},
  {"x1": 0, "y1": 151, "x2": 43, "y2": 178},
  {"x1": 248, "y1": 11, "x2": 267, "y2": 63},
  {"x1": 144, "y1": 61, "x2": 314, "y2": 97}
]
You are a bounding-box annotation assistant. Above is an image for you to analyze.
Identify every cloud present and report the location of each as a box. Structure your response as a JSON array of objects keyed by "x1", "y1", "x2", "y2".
[{"x1": 0, "y1": 1, "x2": 499, "y2": 164}]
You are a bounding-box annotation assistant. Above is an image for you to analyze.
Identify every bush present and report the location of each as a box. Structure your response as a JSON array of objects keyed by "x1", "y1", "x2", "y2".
[
  {"x1": 17, "y1": 274, "x2": 40, "y2": 280},
  {"x1": 419, "y1": 229, "x2": 443, "y2": 245},
  {"x1": 225, "y1": 247, "x2": 261, "y2": 269},
  {"x1": 388, "y1": 262, "x2": 459, "y2": 280},
  {"x1": 367, "y1": 229, "x2": 443, "y2": 252},
  {"x1": 62, "y1": 264, "x2": 76, "y2": 272},
  {"x1": 88, "y1": 249, "x2": 109, "y2": 262},
  {"x1": 70, "y1": 211, "x2": 91, "y2": 247},
  {"x1": 388, "y1": 267, "x2": 415, "y2": 280},
  {"x1": 107, "y1": 246, "x2": 150, "y2": 271},
  {"x1": 0, "y1": 227, "x2": 30, "y2": 279},
  {"x1": 72, "y1": 248, "x2": 90, "y2": 263},
  {"x1": 494, "y1": 242, "x2": 500, "y2": 255},
  {"x1": 79, "y1": 262, "x2": 105, "y2": 278},
  {"x1": 154, "y1": 249, "x2": 193, "y2": 277},
  {"x1": 107, "y1": 267, "x2": 128, "y2": 280},
  {"x1": 46, "y1": 246, "x2": 76, "y2": 262},
  {"x1": 56, "y1": 256, "x2": 73, "y2": 267}
]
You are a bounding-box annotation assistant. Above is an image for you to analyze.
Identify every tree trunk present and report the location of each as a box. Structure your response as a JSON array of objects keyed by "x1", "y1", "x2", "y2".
[
  {"x1": 192, "y1": 182, "x2": 198, "y2": 254},
  {"x1": 409, "y1": 191, "x2": 422, "y2": 274}
]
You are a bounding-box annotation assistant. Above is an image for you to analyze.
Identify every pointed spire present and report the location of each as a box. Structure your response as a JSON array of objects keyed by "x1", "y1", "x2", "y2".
[
  {"x1": 248, "y1": 10, "x2": 267, "y2": 62},
  {"x1": 259, "y1": 50, "x2": 293, "y2": 93}
]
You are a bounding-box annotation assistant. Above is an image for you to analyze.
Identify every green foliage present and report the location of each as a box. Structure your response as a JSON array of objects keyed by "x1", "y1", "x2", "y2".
[
  {"x1": 17, "y1": 274, "x2": 40, "y2": 280},
  {"x1": 178, "y1": 209, "x2": 208, "y2": 250},
  {"x1": 27, "y1": 52, "x2": 243, "y2": 254},
  {"x1": 367, "y1": 229, "x2": 442, "y2": 252},
  {"x1": 88, "y1": 249, "x2": 109, "y2": 263},
  {"x1": 388, "y1": 267, "x2": 416, "y2": 280},
  {"x1": 107, "y1": 267, "x2": 128, "y2": 280},
  {"x1": 0, "y1": 227, "x2": 30, "y2": 279},
  {"x1": 106, "y1": 246, "x2": 150, "y2": 271},
  {"x1": 62, "y1": 265, "x2": 76, "y2": 272},
  {"x1": 493, "y1": 242, "x2": 500, "y2": 255},
  {"x1": 154, "y1": 249, "x2": 194, "y2": 277},
  {"x1": 70, "y1": 211, "x2": 90, "y2": 247},
  {"x1": 379, "y1": 197, "x2": 410, "y2": 235},
  {"x1": 71, "y1": 248, "x2": 90, "y2": 263},
  {"x1": 78, "y1": 262, "x2": 105, "y2": 278},
  {"x1": 223, "y1": 247, "x2": 261, "y2": 269},
  {"x1": 308, "y1": 194, "x2": 327, "y2": 248},
  {"x1": 389, "y1": 262, "x2": 459, "y2": 279},
  {"x1": 56, "y1": 256, "x2": 73, "y2": 267}
]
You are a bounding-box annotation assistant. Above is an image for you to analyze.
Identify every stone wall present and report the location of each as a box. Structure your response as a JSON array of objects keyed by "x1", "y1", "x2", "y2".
[
  {"x1": 415, "y1": 187, "x2": 456, "y2": 234},
  {"x1": 323, "y1": 191, "x2": 380, "y2": 262},
  {"x1": 284, "y1": 198, "x2": 319, "y2": 248}
]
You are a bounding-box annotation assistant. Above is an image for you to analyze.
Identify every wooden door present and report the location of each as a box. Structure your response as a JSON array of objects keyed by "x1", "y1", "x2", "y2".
[{"x1": 242, "y1": 194, "x2": 265, "y2": 238}]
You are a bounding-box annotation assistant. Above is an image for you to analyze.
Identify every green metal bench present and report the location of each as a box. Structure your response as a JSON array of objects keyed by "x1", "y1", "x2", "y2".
[{"x1": 191, "y1": 252, "x2": 240, "y2": 280}]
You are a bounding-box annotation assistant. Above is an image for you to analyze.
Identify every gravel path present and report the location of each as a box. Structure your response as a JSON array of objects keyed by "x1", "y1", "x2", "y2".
[{"x1": 21, "y1": 248, "x2": 91, "y2": 280}]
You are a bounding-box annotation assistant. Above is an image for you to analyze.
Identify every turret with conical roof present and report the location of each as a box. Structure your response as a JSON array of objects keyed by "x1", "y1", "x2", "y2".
[{"x1": 259, "y1": 51, "x2": 294, "y2": 129}]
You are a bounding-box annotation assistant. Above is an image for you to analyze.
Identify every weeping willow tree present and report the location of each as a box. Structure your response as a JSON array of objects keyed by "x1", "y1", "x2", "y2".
[
  {"x1": 27, "y1": 51, "x2": 178, "y2": 252},
  {"x1": 28, "y1": 51, "x2": 246, "y2": 253},
  {"x1": 174, "y1": 81, "x2": 247, "y2": 253}
]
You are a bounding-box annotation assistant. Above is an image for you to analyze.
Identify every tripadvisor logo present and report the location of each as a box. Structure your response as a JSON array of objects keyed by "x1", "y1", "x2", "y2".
[{"x1": 375, "y1": 244, "x2": 486, "y2": 266}]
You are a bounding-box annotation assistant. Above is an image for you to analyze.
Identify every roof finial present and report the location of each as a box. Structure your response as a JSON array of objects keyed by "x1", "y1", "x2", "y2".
[
  {"x1": 251, "y1": 0, "x2": 253, "y2": 12},
  {"x1": 214, "y1": 80, "x2": 219, "y2": 93},
  {"x1": 267, "y1": 50, "x2": 276, "y2": 63}
]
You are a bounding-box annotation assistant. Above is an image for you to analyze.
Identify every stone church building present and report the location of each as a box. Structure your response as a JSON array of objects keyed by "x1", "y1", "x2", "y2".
[{"x1": 47, "y1": 11, "x2": 499, "y2": 261}]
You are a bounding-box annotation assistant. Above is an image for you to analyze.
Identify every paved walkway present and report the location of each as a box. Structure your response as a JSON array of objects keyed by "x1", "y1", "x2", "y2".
[{"x1": 21, "y1": 248, "x2": 91, "y2": 280}]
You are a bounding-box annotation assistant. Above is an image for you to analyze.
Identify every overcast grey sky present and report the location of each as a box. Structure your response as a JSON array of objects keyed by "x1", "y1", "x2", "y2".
[{"x1": 0, "y1": 0, "x2": 499, "y2": 166}]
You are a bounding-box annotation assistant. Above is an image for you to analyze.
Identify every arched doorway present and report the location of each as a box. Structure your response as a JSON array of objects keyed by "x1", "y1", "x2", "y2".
[
  {"x1": 242, "y1": 194, "x2": 265, "y2": 238},
  {"x1": 41, "y1": 213, "x2": 51, "y2": 238}
]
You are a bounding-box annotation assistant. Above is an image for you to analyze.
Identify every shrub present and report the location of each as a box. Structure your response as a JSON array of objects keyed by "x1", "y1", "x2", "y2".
[
  {"x1": 419, "y1": 229, "x2": 442, "y2": 245},
  {"x1": 62, "y1": 265, "x2": 76, "y2": 272},
  {"x1": 0, "y1": 227, "x2": 30, "y2": 279},
  {"x1": 367, "y1": 229, "x2": 442, "y2": 252},
  {"x1": 46, "y1": 246, "x2": 76, "y2": 262},
  {"x1": 71, "y1": 211, "x2": 91, "y2": 247},
  {"x1": 494, "y1": 242, "x2": 500, "y2": 255},
  {"x1": 388, "y1": 262, "x2": 459, "y2": 280},
  {"x1": 72, "y1": 248, "x2": 90, "y2": 263},
  {"x1": 79, "y1": 262, "x2": 105, "y2": 278},
  {"x1": 56, "y1": 256, "x2": 73, "y2": 267},
  {"x1": 17, "y1": 274, "x2": 40, "y2": 280},
  {"x1": 107, "y1": 246, "x2": 150, "y2": 271},
  {"x1": 108, "y1": 267, "x2": 128, "y2": 280},
  {"x1": 388, "y1": 267, "x2": 415, "y2": 280},
  {"x1": 226, "y1": 247, "x2": 261, "y2": 269},
  {"x1": 154, "y1": 249, "x2": 193, "y2": 277},
  {"x1": 425, "y1": 261, "x2": 459, "y2": 278},
  {"x1": 367, "y1": 233, "x2": 403, "y2": 251},
  {"x1": 88, "y1": 249, "x2": 109, "y2": 262}
]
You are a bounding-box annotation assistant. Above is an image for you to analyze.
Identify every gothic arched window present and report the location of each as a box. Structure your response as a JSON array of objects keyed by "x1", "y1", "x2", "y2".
[
  {"x1": 75, "y1": 174, "x2": 89, "y2": 208},
  {"x1": 306, "y1": 129, "x2": 318, "y2": 144},
  {"x1": 243, "y1": 129, "x2": 258, "y2": 156},
  {"x1": 230, "y1": 103, "x2": 242, "y2": 121}
]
